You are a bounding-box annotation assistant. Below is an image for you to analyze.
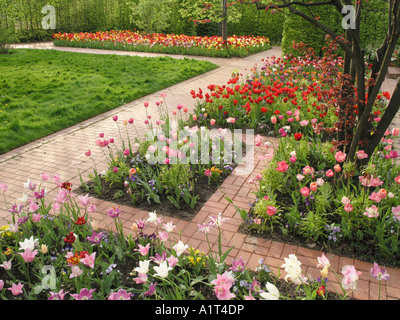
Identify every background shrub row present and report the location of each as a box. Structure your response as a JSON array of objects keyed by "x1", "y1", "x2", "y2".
[{"x1": 0, "y1": 0, "x2": 390, "y2": 56}]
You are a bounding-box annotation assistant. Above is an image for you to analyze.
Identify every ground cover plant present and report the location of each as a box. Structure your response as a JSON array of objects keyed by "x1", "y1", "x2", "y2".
[
  {"x1": 187, "y1": 40, "x2": 400, "y2": 269},
  {"x1": 79, "y1": 95, "x2": 244, "y2": 220},
  {"x1": 52, "y1": 30, "x2": 272, "y2": 58},
  {"x1": 0, "y1": 49, "x2": 217, "y2": 154},
  {"x1": 0, "y1": 177, "x2": 388, "y2": 300}
]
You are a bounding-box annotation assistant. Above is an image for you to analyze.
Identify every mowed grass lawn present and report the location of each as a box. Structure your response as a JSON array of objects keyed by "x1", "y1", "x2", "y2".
[{"x1": 0, "y1": 49, "x2": 218, "y2": 154}]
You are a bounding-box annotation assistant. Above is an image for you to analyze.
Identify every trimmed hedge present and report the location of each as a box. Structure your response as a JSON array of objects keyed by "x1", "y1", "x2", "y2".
[
  {"x1": 281, "y1": 0, "x2": 389, "y2": 57},
  {"x1": 228, "y1": 4, "x2": 285, "y2": 44},
  {"x1": 281, "y1": 3, "x2": 342, "y2": 57}
]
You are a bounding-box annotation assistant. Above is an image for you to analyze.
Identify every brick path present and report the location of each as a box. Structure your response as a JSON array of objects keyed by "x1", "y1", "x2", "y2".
[{"x1": 1, "y1": 42, "x2": 400, "y2": 300}]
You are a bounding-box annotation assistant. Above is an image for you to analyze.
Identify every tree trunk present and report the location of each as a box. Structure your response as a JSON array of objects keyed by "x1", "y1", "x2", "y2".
[{"x1": 221, "y1": 0, "x2": 228, "y2": 41}]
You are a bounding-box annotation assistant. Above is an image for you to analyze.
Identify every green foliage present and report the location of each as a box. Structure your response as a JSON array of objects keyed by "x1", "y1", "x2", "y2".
[
  {"x1": 359, "y1": 0, "x2": 389, "y2": 60},
  {"x1": 130, "y1": 0, "x2": 173, "y2": 34},
  {"x1": 228, "y1": 4, "x2": 285, "y2": 44},
  {"x1": 281, "y1": 2, "x2": 342, "y2": 56},
  {"x1": 159, "y1": 163, "x2": 193, "y2": 193}
]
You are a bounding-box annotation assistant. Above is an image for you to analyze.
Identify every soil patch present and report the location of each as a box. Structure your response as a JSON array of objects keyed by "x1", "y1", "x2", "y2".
[{"x1": 76, "y1": 173, "x2": 232, "y2": 221}]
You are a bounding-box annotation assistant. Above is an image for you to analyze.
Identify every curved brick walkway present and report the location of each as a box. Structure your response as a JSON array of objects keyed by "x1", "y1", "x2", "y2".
[{"x1": 1, "y1": 42, "x2": 399, "y2": 300}]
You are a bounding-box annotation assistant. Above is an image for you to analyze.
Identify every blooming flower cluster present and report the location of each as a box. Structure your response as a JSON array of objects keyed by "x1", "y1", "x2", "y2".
[{"x1": 52, "y1": 30, "x2": 271, "y2": 58}]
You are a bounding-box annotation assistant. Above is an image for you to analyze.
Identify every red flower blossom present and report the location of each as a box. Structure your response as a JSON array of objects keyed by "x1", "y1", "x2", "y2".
[
  {"x1": 61, "y1": 182, "x2": 73, "y2": 191},
  {"x1": 75, "y1": 217, "x2": 86, "y2": 225},
  {"x1": 64, "y1": 232, "x2": 76, "y2": 244},
  {"x1": 316, "y1": 285, "x2": 326, "y2": 297},
  {"x1": 294, "y1": 133, "x2": 303, "y2": 141},
  {"x1": 261, "y1": 107, "x2": 267, "y2": 113}
]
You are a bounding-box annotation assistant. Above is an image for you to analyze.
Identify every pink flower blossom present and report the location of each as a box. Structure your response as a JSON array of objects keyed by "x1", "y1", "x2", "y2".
[
  {"x1": 359, "y1": 175, "x2": 384, "y2": 187},
  {"x1": 80, "y1": 252, "x2": 96, "y2": 268},
  {"x1": 0, "y1": 183, "x2": 8, "y2": 192},
  {"x1": 356, "y1": 150, "x2": 368, "y2": 159},
  {"x1": 133, "y1": 273, "x2": 148, "y2": 284},
  {"x1": 341, "y1": 265, "x2": 362, "y2": 290},
  {"x1": 69, "y1": 266, "x2": 83, "y2": 279},
  {"x1": 302, "y1": 165, "x2": 315, "y2": 176},
  {"x1": 28, "y1": 202, "x2": 40, "y2": 213},
  {"x1": 108, "y1": 289, "x2": 132, "y2": 300},
  {"x1": 0, "y1": 260, "x2": 12, "y2": 270},
  {"x1": 326, "y1": 169, "x2": 334, "y2": 177},
  {"x1": 300, "y1": 187, "x2": 310, "y2": 197},
  {"x1": 276, "y1": 161, "x2": 289, "y2": 173},
  {"x1": 369, "y1": 192, "x2": 381, "y2": 203},
  {"x1": 317, "y1": 253, "x2": 330, "y2": 269},
  {"x1": 41, "y1": 172, "x2": 50, "y2": 181},
  {"x1": 364, "y1": 205, "x2": 379, "y2": 218},
  {"x1": 211, "y1": 271, "x2": 236, "y2": 300},
  {"x1": 341, "y1": 196, "x2": 350, "y2": 205},
  {"x1": 135, "y1": 243, "x2": 150, "y2": 256},
  {"x1": 392, "y1": 205, "x2": 400, "y2": 221},
  {"x1": 19, "y1": 248, "x2": 38, "y2": 263},
  {"x1": 344, "y1": 204, "x2": 354, "y2": 212},
  {"x1": 271, "y1": 116, "x2": 277, "y2": 124},
  {"x1": 70, "y1": 288, "x2": 96, "y2": 300},
  {"x1": 370, "y1": 262, "x2": 389, "y2": 281},
  {"x1": 266, "y1": 206, "x2": 277, "y2": 216},
  {"x1": 310, "y1": 182, "x2": 318, "y2": 192},
  {"x1": 78, "y1": 193, "x2": 91, "y2": 207},
  {"x1": 166, "y1": 255, "x2": 179, "y2": 268},
  {"x1": 335, "y1": 151, "x2": 347, "y2": 162},
  {"x1": 8, "y1": 282, "x2": 24, "y2": 296}
]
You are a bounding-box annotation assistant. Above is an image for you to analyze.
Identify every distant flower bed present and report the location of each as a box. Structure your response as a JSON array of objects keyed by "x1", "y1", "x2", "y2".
[{"x1": 52, "y1": 30, "x2": 271, "y2": 58}]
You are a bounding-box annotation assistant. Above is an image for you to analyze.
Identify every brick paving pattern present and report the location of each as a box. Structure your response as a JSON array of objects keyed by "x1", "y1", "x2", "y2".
[{"x1": 1, "y1": 42, "x2": 399, "y2": 300}]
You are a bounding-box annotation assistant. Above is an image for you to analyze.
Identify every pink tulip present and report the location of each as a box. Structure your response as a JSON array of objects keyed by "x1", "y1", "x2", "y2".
[
  {"x1": 310, "y1": 182, "x2": 318, "y2": 192},
  {"x1": 276, "y1": 161, "x2": 289, "y2": 173},
  {"x1": 266, "y1": 206, "x2": 277, "y2": 216},
  {"x1": 210, "y1": 119, "x2": 216, "y2": 126},
  {"x1": 144, "y1": 101, "x2": 149, "y2": 108},
  {"x1": 356, "y1": 150, "x2": 368, "y2": 159},
  {"x1": 300, "y1": 187, "x2": 310, "y2": 197},
  {"x1": 335, "y1": 151, "x2": 346, "y2": 163}
]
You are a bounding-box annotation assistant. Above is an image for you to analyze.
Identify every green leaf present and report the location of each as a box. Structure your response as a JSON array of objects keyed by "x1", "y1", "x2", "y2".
[{"x1": 167, "y1": 196, "x2": 180, "y2": 209}]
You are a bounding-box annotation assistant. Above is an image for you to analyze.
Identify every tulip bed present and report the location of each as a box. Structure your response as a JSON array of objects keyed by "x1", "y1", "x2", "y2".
[
  {"x1": 0, "y1": 179, "x2": 386, "y2": 300},
  {"x1": 79, "y1": 104, "x2": 241, "y2": 220},
  {"x1": 188, "y1": 41, "x2": 400, "y2": 269},
  {"x1": 52, "y1": 30, "x2": 272, "y2": 58}
]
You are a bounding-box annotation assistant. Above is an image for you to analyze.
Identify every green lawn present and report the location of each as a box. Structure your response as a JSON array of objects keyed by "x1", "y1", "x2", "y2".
[{"x1": 0, "y1": 49, "x2": 218, "y2": 154}]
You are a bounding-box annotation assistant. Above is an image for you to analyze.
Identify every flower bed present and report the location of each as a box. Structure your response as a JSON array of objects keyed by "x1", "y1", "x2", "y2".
[
  {"x1": 0, "y1": 178, "x2": 384, "y2": 300},
  {"x1": 78, "y1": 96, "x2": 243, "y2": 220},
  {"x1": 52, "y1": 30, "x2": 272, "y2": 58},
  {"x1": 187, "y1": 41, "x2": 400, "y2": 269}
]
